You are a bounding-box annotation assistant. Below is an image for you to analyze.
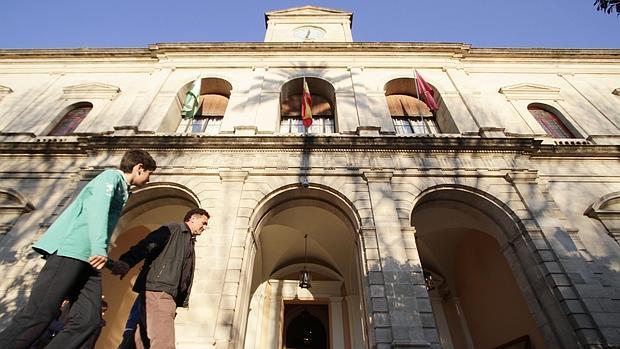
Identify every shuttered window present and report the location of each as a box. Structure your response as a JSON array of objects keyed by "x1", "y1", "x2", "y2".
[
  {"x1": 280, "y1": 94, "x2": 334, "y2": 134},
  {"x1": 386, "y1": 94, "x2": 433, "y2": 117},
  {"x1": 281, "y1": 94, "x2": 332, "y2": 116},
  {"x1": 198, "y1": 94, "x2": 228, "y2": 117}
]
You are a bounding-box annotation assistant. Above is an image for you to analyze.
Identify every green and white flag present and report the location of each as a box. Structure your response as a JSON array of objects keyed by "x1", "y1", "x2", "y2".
[{"x1": 181, "y1": 77, "x2": 201, "y2": 119}]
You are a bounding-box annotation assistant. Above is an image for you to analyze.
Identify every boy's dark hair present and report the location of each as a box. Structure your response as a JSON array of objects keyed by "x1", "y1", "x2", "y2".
[
  {"x1": 184, "y1": 208, "x2": 210, "y2": 222},
  {"x1": 119, "y1": 149, "x2": 157, "y2": 173}
]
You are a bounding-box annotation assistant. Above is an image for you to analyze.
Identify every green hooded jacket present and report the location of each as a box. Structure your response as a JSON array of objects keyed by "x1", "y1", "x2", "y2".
[{"x1": 33, "y1": 169, "x2": 129, "y2": 262}]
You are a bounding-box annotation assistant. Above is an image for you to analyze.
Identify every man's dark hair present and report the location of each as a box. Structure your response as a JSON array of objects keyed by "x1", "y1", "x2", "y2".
[
  {"x1": 119, "y1": 149, "x2": 157, "y2": 173},
  {"x1": 184, "y1": 208, "x2": 210, "y2": 222}
]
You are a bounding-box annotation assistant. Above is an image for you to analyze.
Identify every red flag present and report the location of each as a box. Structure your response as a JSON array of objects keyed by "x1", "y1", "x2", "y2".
[
  {"x1": 415, "y1": 71, "x2": 439, "y2": 111},
  {"x1": 301, "y1": 77, "x2": 313, "y2": 127}
]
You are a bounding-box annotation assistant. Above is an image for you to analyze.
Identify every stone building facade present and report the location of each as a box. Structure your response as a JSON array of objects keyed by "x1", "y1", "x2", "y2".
[{"x1": 0, "y1": 6, "x2": 619, "y2": 349}]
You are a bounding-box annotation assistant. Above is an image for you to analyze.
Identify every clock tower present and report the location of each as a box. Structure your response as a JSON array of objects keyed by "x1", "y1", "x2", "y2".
[{"x1": 264, "y1": 6, "x2": 353, "y2": 42}]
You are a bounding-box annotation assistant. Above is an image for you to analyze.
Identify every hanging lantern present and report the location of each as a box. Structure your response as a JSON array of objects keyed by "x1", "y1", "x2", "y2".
[{"x1": 299, "y1": 234, "x2": 312, "y2": 289}]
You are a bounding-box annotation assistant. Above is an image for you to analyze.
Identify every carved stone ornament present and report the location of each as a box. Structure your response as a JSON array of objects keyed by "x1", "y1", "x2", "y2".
[{"x1": 585, "y1": 191, "x2": 620, "y2": 244}]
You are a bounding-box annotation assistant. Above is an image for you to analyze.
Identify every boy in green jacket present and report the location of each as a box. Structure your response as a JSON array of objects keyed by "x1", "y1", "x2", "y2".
[{"x1": 0, "y1": 149, "x2": 156, "y2": 349}]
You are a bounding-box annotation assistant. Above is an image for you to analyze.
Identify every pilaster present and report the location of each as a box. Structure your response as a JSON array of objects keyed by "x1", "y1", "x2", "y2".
[
  {"x1": 363, "y1": 170, "x2": 435, "y2": 348},
  {"x1": 505, "y1": 171, "x2": 609, "y2": 347}
]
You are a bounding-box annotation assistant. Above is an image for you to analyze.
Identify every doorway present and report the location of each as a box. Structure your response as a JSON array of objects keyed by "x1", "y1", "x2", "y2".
[{"x1": 284, "y1": 303, "x2": 329, "y2": 349}]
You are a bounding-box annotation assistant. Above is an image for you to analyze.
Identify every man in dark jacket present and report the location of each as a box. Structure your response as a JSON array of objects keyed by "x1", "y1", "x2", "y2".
[{"x1": 111, "y1": 208, "x2": 210, "y2": 349}]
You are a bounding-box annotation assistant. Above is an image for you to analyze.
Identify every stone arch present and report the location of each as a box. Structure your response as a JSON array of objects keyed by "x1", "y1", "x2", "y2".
[
  {"x1": 240, "y1": 182, "x2": 367, "y2": 349},
  {"x1": 97, "y1": 182, "x2": 200, "y2": 349},
  {"x1": 248, "y1": 183, "x2": 361, "y2": 240},
  {"x1": 410, "y1": 183, "x2": 576, "y2": 349}
]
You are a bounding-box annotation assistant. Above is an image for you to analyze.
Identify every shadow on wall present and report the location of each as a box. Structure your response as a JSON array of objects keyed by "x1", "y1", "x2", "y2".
[{"x1": 0, "y1": 247, "x2": 44, "y2": 326}]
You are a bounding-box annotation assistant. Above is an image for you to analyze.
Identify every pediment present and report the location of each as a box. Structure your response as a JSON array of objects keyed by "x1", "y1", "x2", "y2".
[
  {"x1": 266, "y1": 6, "x2": 351, "y2": 17},
  {"x1": 586, "y1": 192, "x2": 620, "y2": 216},
  {"x1": 498, "y1": 83, "x2": 561, "y2": 100},
  {"x1": 61, "y1": 82, "x2": 120, "y2": 100},
  {"x1": 0, "y1": 85, "x2": 13, "y2": 98}
]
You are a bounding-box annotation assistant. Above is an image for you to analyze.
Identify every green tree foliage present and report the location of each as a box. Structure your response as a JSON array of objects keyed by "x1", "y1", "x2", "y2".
[{"x1": 594, "y1": 0, "x2": 620, "y2": 14}]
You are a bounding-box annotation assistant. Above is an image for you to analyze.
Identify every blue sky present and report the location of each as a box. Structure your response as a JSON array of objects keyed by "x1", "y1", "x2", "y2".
[{"x1": 1, "y1": 1, "x2": 618, "y2": 49}]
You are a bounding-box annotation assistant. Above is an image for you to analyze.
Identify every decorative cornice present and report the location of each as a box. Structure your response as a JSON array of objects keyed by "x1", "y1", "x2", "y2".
[
  {"x1": 2, "y1": 44, "x2": 619, "y2": 61},
  {"x1": 219, "y1": 170, "x2": 249, "y2": 182},
  {"x1": 265, "y1": 6, "x2": 352, "y2": 17},
  {"x1": 362, "y1": 170, "x2": 393, "y2": 183},
  {"x1": 1, "y1": 135, "x2": 618, "y2": 157},
  {"x1": 505, "y1": 171, "x2": 539, "y2": 183}
]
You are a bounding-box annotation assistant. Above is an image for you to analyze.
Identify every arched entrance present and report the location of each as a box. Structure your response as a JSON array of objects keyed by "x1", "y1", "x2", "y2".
[
  {"x1": 95, "y1": 183, "x2": 200, "y2": 349},
  {"x1": 411, "y1": 186, "x2": 551, "y2": 349},
  {"x1": 242, "y1": 185, "x2": 367, "y2": 349}
]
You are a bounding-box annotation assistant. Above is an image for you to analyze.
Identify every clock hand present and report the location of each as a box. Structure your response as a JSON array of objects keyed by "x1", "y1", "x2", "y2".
[{"x1": 305, "y1": 30, "x2": 311, "y2": 39}]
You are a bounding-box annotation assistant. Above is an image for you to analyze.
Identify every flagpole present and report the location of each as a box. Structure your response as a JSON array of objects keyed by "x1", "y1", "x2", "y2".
[
  {"x1": 303, "y1": 77, "x2": 308, "y2": 136},
  {"x1": 413, "y1": 69, "x2": 427, "y2": 135}
]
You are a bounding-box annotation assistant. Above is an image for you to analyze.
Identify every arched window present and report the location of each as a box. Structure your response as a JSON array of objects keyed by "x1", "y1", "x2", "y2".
[
  {"x1": 0, "y1": 189, "x2": 34, "y2": 236},
  {"x1": 177, "y1": 78, "x2": 231, "y2": 134},
  {"x1": 49, "y1": 102, "x2": 92, "y2": 136},
  {"x1": 385, "y1": 78, "x2": 440, "y2": 135},
  {"x1": 527, "y1": 104, "x2": 575, "y2": 138},
  {"x1": 280, "y1": 77, "x2": 336, "y2": 134}
]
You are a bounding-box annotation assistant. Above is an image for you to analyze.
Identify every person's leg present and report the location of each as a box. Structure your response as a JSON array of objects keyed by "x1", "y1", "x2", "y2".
[
  {"x1": 46, "y1": 268, "x2": 102, "y2": 349},
  {"x1": 144, "y1": 291, "x2": 177, "y2": 349},
  {"x1": 134, "y1": 292, "x2": 148, "y2": 349},
  {"x1": 0, "y1": 254, "x2": 88, "y2": 349}
]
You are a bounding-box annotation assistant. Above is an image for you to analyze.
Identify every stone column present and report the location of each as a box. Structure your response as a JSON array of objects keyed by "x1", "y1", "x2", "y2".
[{"x1": 362, "y1": 170, "x2": 436, "y2": 348}]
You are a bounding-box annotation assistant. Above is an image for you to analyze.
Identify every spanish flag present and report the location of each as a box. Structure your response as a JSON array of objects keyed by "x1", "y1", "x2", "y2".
[{"x1": 301, "y1": 77, "x2": 313, "y2": 127}]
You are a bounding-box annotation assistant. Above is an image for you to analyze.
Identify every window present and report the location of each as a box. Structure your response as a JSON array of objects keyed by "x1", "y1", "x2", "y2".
[
  {"x1": 280, "y1": 78, "x2": 336, "y2": 134},
  {"x1": 49, "y1": 103, "x2": 92, "y2": 136},
  {"x1": 176, "y1": 78, "x2": 231, "y2": 134},
  {"x1": 385, "y1": 79, "x2": 445, "y2": 135},
  {"x1": 0, "y1": 189, "x2": 34, "y2": 236},
  {"x1": 392, "y1": 116, "x2": 439, "y2": 135},
  {"x1": 528, "y1": 105, "x2": 574, "y2": 138},
  {"x1": 280, "y1": 115, "x2": 335, "y2": 134},
  {"x1": 177, "y1": 116, "x2": 223, "y2": 134},
  {"x1": 585, "y1": 192, "x2": 620, "y2": 245}
]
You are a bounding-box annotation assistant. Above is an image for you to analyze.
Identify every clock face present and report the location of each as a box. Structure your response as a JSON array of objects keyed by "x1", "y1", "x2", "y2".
[{"x1": 293, "y1": 26, "x2": 326, "y2": 41}]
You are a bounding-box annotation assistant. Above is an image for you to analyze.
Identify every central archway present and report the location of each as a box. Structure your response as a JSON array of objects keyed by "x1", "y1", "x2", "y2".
[{"x1": 241, "y1": 185, "x2": 367, "y2": 349}]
